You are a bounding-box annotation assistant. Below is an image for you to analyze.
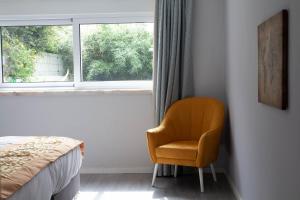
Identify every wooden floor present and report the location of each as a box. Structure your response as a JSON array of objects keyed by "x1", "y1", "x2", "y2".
[{"x1": 77, "y1": 173, "x2": 236, "y2": 200}]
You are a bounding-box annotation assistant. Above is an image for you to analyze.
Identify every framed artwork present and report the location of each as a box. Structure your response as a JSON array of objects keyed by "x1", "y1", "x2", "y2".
[{"x1": 258, "y1": 10, "x2": 288, "y2": 110}]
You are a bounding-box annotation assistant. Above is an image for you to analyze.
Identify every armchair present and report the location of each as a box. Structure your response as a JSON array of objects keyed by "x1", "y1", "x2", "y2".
[{"x1": 146, "y1": 97, "x2": 225, "y2": 192}]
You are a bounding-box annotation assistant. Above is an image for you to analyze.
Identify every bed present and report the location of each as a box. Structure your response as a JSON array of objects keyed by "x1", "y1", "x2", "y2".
[{"x1": 0, "y1": 136, "x2": 84, "y2": 200}]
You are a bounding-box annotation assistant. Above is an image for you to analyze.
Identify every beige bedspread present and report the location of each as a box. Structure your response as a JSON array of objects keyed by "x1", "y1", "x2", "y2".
[{"x1": 0, "y1": 136, "x2": 84, "y2": 200}]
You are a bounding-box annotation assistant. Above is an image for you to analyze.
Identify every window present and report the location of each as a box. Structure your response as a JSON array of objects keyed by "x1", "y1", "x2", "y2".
[
  {"x1": 81, "y1": 23, "x2": 153, "y2": 82},
  {"x1": 0, "y1": 15, "x2": 154, "y2": 89},
  {"x1": 1, "y1": 25, "x2": 73, "y2": 83}
]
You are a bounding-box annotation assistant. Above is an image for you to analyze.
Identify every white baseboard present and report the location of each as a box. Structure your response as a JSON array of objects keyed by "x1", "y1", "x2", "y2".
[
  {"x1": 224, "y1": 172, "x2": 243, "y2": 200},
  {"x1": 206, "y1": 167, "x2": 225, "y2": 173},
  {"x1": 80, "y1": 166, "x2": 225, "y2": 174},
  {"x1": 80, "y1": 167, "x2": 153, "y2": 174}
]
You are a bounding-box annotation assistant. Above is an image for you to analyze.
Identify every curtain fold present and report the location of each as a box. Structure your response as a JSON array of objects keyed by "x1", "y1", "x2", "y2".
[{"x1": 153, "y1": 0, "x2": 194, "y2": 176}]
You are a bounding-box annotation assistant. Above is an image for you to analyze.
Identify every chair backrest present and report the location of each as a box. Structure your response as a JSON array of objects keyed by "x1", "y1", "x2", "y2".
[{"x1": 162, "y1": 97, "x2": 225, "y2": 141}]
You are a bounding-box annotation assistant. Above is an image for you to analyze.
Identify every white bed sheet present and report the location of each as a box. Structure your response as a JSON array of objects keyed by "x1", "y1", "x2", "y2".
[{"x1": 0, "y1": 136, "x2": 82, "y2": 200}]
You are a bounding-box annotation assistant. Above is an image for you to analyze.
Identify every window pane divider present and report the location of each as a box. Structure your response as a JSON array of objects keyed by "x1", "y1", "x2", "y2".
[{"x1": 73, "y1": 23, "x2": 81, "y2": 85}]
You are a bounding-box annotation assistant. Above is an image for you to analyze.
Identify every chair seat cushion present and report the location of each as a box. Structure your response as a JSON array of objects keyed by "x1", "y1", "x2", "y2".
[{"x1": 155, "y1": 140, "x2": 198, "y2": 161}]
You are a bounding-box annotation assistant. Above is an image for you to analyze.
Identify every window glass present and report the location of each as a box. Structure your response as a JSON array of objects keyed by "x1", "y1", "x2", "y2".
[
  {"x1": 80, "y1": 23, "x2": 153, "y2": 81},
  {"x1": 1, "y1": 25, "x2": 73, "y2": 83}
]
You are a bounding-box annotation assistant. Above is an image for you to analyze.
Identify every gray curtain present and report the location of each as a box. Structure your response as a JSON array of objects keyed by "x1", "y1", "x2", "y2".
[{"x1": 153, "y1": 0, "x2": 194, "y2": 176}]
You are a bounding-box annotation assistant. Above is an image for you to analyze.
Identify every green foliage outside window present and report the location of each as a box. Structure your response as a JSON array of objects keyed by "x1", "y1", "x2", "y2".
[
  {"x1": 1, "y1": 26, "x2": 73, "y2": 82},
  {"x1": 1, "y1": 23, "x2": 153, "y2": 83},
  {"x1": 82, "y1": 24, "x2": 153, "y2": 81}
]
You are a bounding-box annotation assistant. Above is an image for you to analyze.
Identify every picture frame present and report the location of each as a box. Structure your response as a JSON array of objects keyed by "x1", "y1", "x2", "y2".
[{"x1": 258, "y1": 10, "x2": 288, "y2": 110}]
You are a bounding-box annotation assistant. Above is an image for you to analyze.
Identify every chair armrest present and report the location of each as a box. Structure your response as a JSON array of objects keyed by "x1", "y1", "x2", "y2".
[
  {"x1": 196, "y1": 128, "x2": 222, "y2": 167},
  {"x1": 146, "y1": 125, "x2": 173, "y2": 163}
]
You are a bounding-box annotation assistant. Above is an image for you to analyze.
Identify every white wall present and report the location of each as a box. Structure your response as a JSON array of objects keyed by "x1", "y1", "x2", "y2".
[
  {"x1": 192, "y1": 0, "x2": 227, "y2": 169},
  {"x1": 226, "y1": 0, "x2": 300, "y2": 199},
  {"x1": 0, "y1": 92, "x2": 155, "y2": 172},
  {"x1": 0, "y1": 0, "x2": 155, "y2": 173},
  {"x1": 193, "y1": 0, "x2": 226, "y2": 102},
  {"x1": 0, "y1": 0, "x2": 154, "y2": 16}
]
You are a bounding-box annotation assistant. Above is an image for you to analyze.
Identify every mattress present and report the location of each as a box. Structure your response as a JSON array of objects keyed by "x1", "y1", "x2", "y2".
[{"x1": 0, "y1": 136, "x2": 82, "y2": 200}]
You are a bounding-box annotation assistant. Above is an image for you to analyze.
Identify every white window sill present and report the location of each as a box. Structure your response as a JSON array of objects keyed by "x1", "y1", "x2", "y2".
[{"x1": 0, "y1": 87, "x2": 153, "y2": 96}]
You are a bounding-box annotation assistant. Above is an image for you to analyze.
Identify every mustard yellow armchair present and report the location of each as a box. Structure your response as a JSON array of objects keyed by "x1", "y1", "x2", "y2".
[{"x1": 146, "y1": 97, "x2": 225, "y2": 192}]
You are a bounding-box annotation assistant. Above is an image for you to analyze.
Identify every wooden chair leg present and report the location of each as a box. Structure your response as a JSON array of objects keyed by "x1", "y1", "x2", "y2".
[
  {"x1": 152, "y1": 163, "x2": 159, "y2": 187},
  {"x1": 198, "y1": 168, "x2": 204, "y2": 192},
  {"x1": 174, "y1": 165, "x2": 178, "y2": 178},
  {"x1": 210, "y1": 163, "x2": 217, "y2": 182}
]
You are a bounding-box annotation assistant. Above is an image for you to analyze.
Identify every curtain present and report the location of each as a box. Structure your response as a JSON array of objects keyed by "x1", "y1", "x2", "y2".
[{"x1": 153, "y1": 0, "x2": 194, "y2": 176}]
